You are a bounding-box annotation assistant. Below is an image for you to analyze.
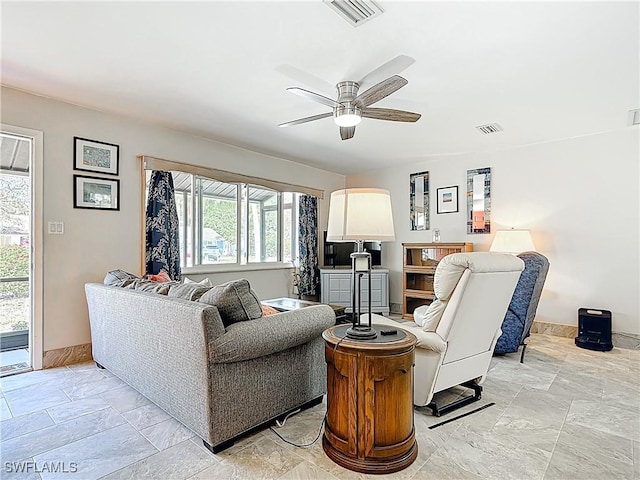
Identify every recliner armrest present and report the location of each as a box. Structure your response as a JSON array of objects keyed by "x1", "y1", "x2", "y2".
[
  {"x1": 371, "y1": 315, "x2": 447, "y2": 353},
  {"x1": 210, "y1": 305, "x2": 335, "y2": 364},
  {"x1": 412, "y1": 330, "x2": 447, "y2": 353}
]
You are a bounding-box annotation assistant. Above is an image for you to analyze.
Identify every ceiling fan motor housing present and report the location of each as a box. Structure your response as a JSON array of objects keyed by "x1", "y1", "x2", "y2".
[
  {"x1": 336, "y1": 81, "x2": 360, "y2": 102},
  {"x1": 334, "y1": 81, "x2": 362, "y2": 126}
]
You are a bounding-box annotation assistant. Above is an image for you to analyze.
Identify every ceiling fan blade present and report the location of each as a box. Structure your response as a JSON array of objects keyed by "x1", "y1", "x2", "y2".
[
  {"x1": 358, "y1": 55, "x2": 415, "y2": 87},
  {"x1": 278, "y1": 112, "x2": 333, "y2": 127},
  {"x1": 286, "y1": 87, "x2": 342, "y2": 108},
  {"x1": 275, "y1": 64, "x2": 334, "y2": 95},
  {"x1": 354, "y1": 75, "x2": 408, "y2": 108},
  {"x1": 340, "y1": 126, "x2": 355, "y2": 140},
  {"x1": 361, "y1": 108, "x2": 421, "y2": 122}
]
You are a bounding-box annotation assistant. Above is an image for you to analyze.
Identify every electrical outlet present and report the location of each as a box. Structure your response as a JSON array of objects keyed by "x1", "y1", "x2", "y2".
[{"x1": 48, "y1": 221, "x2": 64, "y2": 234}]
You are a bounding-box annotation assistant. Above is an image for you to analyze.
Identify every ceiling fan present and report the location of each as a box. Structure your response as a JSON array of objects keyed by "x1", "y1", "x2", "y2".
[{"x1": 278, "y1": 56, "x2": 422, "y2": 140}]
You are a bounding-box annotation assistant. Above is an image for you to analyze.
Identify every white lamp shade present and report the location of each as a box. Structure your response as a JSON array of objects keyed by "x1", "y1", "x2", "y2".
[
  {"x1": 326, "y1": 188, "x2": 395, "y2": 242},
  {"x1": 490, "y1": 229, "x2": 536, "y2": 254}
]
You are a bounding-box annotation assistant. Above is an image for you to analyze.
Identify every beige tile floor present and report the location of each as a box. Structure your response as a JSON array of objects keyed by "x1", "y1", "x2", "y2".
[{"x1": 0, "y1": 334, "x2": 638, "y2": 480}]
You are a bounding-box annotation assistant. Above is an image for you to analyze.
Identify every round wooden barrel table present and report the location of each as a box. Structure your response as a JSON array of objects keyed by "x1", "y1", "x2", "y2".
[{"x1": 322, "y1": 324, "x2": 418, "y2": 474}]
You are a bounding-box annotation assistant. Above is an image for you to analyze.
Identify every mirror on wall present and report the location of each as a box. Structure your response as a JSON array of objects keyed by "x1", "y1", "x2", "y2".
[
  {"x1": 466, "y1": 167, "x2": 491, "y2": 234},
  {"x1": 410, "y1": 171, "x2": 429, "y2": 230}
]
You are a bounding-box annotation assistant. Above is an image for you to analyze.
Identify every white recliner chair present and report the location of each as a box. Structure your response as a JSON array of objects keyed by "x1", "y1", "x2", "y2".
[{"x1": 372, "y1": 252, "x2": 524, "y2": 415}]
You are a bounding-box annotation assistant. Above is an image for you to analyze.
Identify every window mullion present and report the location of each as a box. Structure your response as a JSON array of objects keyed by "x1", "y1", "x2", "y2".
[
  {"x1": 277, "y1": 192, "x2": 283, "y2": 262},
  {"x1": 236, "y1": 184, "x2": 241, "y2": 265},
  {"x1": 292, "y1": 194, "x2": 298, "y2": 262},
  {"x1": 242, "y1": 184, "x2": 248, "y2": 264},
  {"x1": 190, "y1": 175, "x2": 197, "y2": 266},
  {"x1": 196, "y1": 178, "x2": 203, "y2": 265},
  {"x1": 182, "y1": 191, "x2": 188, "y2": 266},
  {"x1": 260, "y1": 200, "x2": 266, "y2": 262}
]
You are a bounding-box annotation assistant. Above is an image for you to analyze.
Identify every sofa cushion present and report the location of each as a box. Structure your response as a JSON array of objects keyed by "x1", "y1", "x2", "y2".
[
  {"x1": 184, "y1": 276, "x2": 213, "y2": 287},
  {"x1": 168, "y1": 283, "x2": 211, "y2": 301},
  {"x1": 124, "y1": 279, "x2": 177, "y2": 295},
  {"x1": 104, "y1": 269, "x2": 138, "y2": 286},
  {"x1": 199, "y1": 279, "x2": 262, "y2": 326}
]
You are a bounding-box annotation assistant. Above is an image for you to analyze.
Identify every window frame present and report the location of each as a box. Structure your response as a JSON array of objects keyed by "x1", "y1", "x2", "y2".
[{"x1": 140, "y1": 155, "x2": 322, "y2": 275}]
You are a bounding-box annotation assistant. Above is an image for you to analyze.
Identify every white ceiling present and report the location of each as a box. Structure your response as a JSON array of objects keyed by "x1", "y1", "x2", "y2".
[{"x1": 2, "y1": 1, "x2": 638, "y2": 175}]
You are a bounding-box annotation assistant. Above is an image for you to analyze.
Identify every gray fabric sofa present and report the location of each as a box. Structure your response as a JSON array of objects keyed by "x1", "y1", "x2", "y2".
[{"x1": 84, "y1": 283, "x2": 335, "y2": 451}]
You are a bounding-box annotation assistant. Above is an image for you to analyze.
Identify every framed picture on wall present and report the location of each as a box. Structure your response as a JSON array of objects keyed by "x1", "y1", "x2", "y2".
[
  {"x1": 73, "y1": 175, "x2": 120, "y2": 211},
  {"x1": 466, "y1": 167, "x2": 491, "y2": 234},
  {"x1": 436, "y1": 186, "x2": 459, "y2": 214},
  {"x1": 409, "y1": 170, "x2": 429, "y2": 230},
  {"x1": 74, "y1": 137, "x2": 119, "y2": 175}
]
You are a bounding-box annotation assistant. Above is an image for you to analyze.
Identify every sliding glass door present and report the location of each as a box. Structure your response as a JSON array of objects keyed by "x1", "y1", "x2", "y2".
[{"x1": 0, "y1": 127, "x2": 43, "y2": 375}]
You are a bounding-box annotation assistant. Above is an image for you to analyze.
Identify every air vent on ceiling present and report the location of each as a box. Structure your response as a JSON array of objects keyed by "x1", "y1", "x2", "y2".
[
  {"x1": 476, "y1": 123, "x2": 504, "y2": 135},
  {"x1": 324, "y1": 0, "x2": 383, "y2": 27},
  {"x1": 629, "y1": 109, "x2": 640, "y2": 126}
]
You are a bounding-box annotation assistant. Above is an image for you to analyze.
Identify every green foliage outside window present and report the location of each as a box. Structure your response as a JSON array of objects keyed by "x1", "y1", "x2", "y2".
[
  {"x1": 0, "y1": 244, "x2": 29, "y2": 296},
  {"x1": 202, "y1": 198, "x2": 237, "y2": 245}
]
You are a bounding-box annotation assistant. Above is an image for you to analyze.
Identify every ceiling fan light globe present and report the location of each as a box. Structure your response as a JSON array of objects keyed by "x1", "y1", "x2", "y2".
[
  {"x1": 334, "y1": 105, "x2": 362, "y2": 127},
  {"x1": 334, "y1": 114, "x2": 362, "y2": 127}
]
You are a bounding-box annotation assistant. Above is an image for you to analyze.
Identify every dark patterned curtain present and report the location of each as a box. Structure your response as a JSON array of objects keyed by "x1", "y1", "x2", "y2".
[
  {"x1": 298, "y1": 195, "x2": 319, "y2": 296},
  {"x1": 145, "y1": 171, "x2": 181, "y2": 280}
]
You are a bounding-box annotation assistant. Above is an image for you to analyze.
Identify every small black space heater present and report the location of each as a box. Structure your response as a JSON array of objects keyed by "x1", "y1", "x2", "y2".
[{"x1": 575, "y1": 308, "x2": 613, "y2": 351}]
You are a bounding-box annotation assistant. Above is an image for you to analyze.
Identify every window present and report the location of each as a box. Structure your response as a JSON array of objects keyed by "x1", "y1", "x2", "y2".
[
  {"x1": 199, "y1": 177, "x2": 238, "y2": 265},
  {"x1": 148, "y1": 171, "x2": 298, "y2": 269},
  {"x1": 282, "y1": 192, "x2": 295, "y2": 263}
]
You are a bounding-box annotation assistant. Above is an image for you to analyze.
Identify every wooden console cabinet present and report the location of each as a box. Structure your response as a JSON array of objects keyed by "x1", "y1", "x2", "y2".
[
  {"x1": 402, "y1": 242, "x2": 473, "y2": 319},
  {"x1": 322, "y1": 325, "x2": 418, "y2": 474}
]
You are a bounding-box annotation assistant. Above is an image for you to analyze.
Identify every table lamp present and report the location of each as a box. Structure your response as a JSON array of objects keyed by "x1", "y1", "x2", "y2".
[
  {"x1": 490, "y1": 229, "x2": 535, "y2": 254},
  {"x1": 326, "y1": 188, "x2": 395, "y2": 339}
]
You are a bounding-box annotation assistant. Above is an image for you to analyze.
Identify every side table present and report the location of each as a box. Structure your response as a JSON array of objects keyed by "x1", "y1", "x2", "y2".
[{"x1": 322, "y1": 324, "x2": 418, "y2": 474}]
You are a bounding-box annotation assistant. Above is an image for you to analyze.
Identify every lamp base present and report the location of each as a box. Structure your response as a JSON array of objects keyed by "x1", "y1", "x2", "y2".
[{"x1": 345, "y1": 325, "x2": 378, "y2": 340}]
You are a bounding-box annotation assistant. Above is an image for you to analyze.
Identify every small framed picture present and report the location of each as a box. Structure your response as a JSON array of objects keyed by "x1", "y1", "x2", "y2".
[
  {"x1": 73, "y1": 175, "x2": 120, "y2": 211},
  {"x1": 74, "y1": 137, "x2": 119, "y2": 175},
  {"x1": 437, "y1": 186, "x2": 459, "y2": 214}
]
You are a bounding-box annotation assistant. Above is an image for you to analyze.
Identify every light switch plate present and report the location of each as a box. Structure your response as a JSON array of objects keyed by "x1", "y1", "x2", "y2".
[{"x1": 48, "y1": 221, "x2": 64, "y2": 234}]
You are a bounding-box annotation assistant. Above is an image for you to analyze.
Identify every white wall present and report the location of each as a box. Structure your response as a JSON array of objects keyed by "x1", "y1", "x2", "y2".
[
  {"x1": 347, "y1": 129, "x2": 640, "y2": 335},
  {"x1": 1, "y1": 87, "x2": 345, "y2": 352}
]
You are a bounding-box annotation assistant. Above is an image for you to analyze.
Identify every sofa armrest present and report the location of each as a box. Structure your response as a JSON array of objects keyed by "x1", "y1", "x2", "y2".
[{"x1": 210, "y1": 305, "x2": 335, "y2": 364}]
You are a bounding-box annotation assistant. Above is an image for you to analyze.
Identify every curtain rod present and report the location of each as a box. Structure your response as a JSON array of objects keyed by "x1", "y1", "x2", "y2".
[{"x1": 138, "y1": 155, "x2": 324, "y2": 199}]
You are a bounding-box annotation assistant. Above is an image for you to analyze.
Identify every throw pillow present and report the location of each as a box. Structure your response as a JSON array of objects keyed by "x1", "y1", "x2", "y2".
[
  {"x1": 261, "y1": 304, "x2": 280, "y2": 316},
  {"x1": 183, "y1": 276, "x2": 213, "y2": 287},
  {"x1": 126, "y1": 279, "x2": 176, "y2": 295},
  {"x1": 414, "y1": 300, "x2": 447, "y2": 332},
  {"x1": 168, "y1": 283, "x2": 211, "y2": 301},
  {"x1": 146, "y1": 269, "x2": 172, "y2": 283},
  {"x1": 413, "y1": 304, "x2": 427, "y2": 327},
  {"x1": 104, "y1": 269, "x2": 138, "y2": 286},
  {"x1": 199, "y1": 279, "x2": 262, "y2": 326}
]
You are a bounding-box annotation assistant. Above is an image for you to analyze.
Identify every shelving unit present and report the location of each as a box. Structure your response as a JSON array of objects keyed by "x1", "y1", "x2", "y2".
[{"x1": 402, "y1": 242, "x2": 473, "y2": 319}]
